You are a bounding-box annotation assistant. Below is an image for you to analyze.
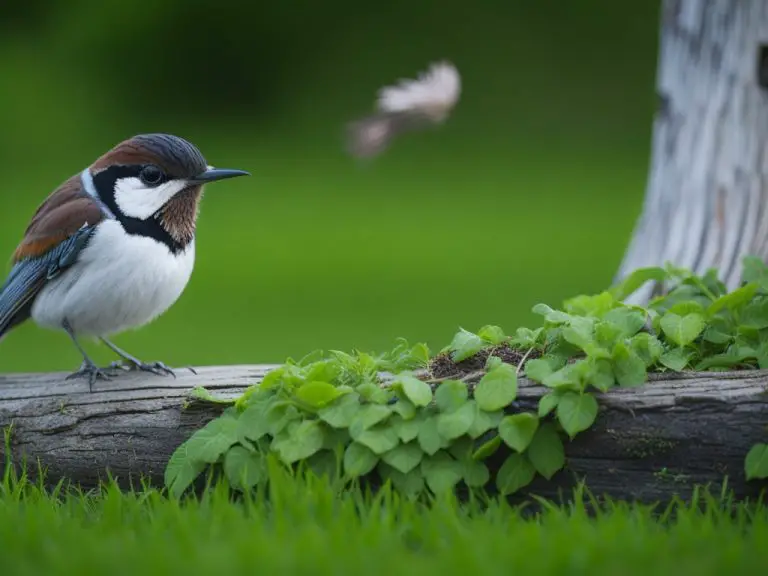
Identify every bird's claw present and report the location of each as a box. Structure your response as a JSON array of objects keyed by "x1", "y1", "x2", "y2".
[
  {"x1": 111, "y1": 359, "x2": 177, "y2": 378},
  {"x1": 66, "y1": 362, "x2": 112, "y2": 391}
]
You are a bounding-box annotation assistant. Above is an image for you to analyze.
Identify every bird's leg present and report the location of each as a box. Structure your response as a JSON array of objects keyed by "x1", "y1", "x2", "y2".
[
  {"x1": 99, "y1": 337, "x2": 180, "y2": 378},
  {"x1": 62, "y1": 319, "x2": 111, "y2": 392}
]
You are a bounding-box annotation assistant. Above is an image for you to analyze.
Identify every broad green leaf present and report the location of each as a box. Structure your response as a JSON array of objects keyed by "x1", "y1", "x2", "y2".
[
  {"x1": 695, "y1": 351, "x2": 754, "y2": 371},
  {"x1": 436, "y1": 401, "x2": 476, "y2": 440},
  {"x1": 392, "y1": 397, "x2": 417, "y2": 420},
  {"x1": 531, "y1": 303, "x2": 571, "y2": 324},
  {"x1": 629, "y1": 333, "x2": 665, "y2": 366},
  {"x1": 463, "y1": 460, "x2": 490, "y2": 487},
  {"x1": 349, "y1": 404, "x2": 392, "y2": 437},
  {"x1": 602, "y1": 307, "x2": 647, "y2": 338},
  {"x1": 587, "y1": 357, "x2": 615, "y2": 392},
  {"x1": 164, "y1": 442, "x2": 206, "y2": 498},
  {"x1": 435, "y1": 379, "x2": 469, "y2": 412},
  {"x1": 447, "y1": 436, "x2": 474, "y2": 461},
  {"x1": 378, "y1": 464, "x2": 425, "y2": 499},
  {"x1": 741, "y1": 255, "x2": 768, "y2": 289},
  {"x1": 478, "y1": 324, "x2": 507, "y2": 345},
  {"x1": 467, "y1": 402, "x2": 503, "y2": 438},
  {"x1": 707, "y1": 282, "x2": 759, "y2": 315},
  {"x1": 223, "y1": 445, "x2": 264, "y2": 490},
  {"x1": 474, "y1": 362, "x2": 518, "y2": 411},
  {"x1": 417, "y1": 415, "x2": 443, "y2": 456},
  {"x1": 511, "y1": 327, "x2": 543, "y2": 348},
  {"x1": 524, "y1": 358, "x2": 556, "y2": 383},
  {"x1": 356, "y1": 382, "x2": 391, "y2": 404},
  {"x1": 353, "y1": 424, "x2": 400, "y2": 455},
  {"x1": 660, "y1": 312, "x2": 706, "y2": 347},
  {"x1": 185, "y1": 414, "x2": 240, "y2": 463},
  {"x1": 538, "y1": 392, "x2": 560, "y2": 417},
  {"x1": 317, "y1": 392, "x2": 361, "y2": 429},
  {"x1": 421, "y1": 451, "x2": 463, "y2": 494},
  {"x1": 561, "y1": 317, "x2": 596, "y2": 352},
  {"x1": 542, "y1": 361, "x2": 587, "y2": 392},
  {"x1": 611, "y1": 341, "x2": 647, "y2": 387},
  {"x1": 741, "y1": 299, "x2": 768, "y2": 329},
  {"x1": 381, "y1": 441, "x2": 424, "y2": 474},
  {"x1": 527, "y1": 423, "x2": 565, "y2": 479},
  {"x1": 563, "y1": 291, "x2": 615, "y2": 317},
  {"x1": 265, "y1": 402, "x2": 302, "y2": 436},
  {"x1": 472, "y1": 435, "x2": 501, "y2": 461},
  {"x1": 485, "y1": 355, "x2": 503, "y2": 371},
  {"x1": 609, "y1": 266, "x2": 668, "y2": 301},
  {"x1": 303, "y1": 360, "x2": 341, "y2": 385},
  {"x1": 496, "y1": 453, "x2": 536, "y2": 495},
  {"x1": 306, "y1": 450, "x2": 338, "y2": 481},
  {"x1": 449, "y1": 328, "x2": 486, "y2": 362},
  {"x1": 393, "y1": 413, "x2": 422, "y2": 443},
  {"x1": 237, "y1": 401, "x2": 272, "y2": 443},
  {"x1": 343, "y1": 441, "x2": 379, "y2": 477},
  {"x1": 498, "y1": 413, "x2": 539, "y2": 452},
  {"x1": 396, "y1": 374, "x2": 433, "y2": 407},
  {"x1": 745, "y1": 443, "x2": 768, "y2": 480},
  {"x1": 275, "y1": 420, "x2": 325, "y2": 464},
  {"x1": 556, "y1": 392, "x2": 599, "y2": 438},
  {"x1": 659, "y1": 348, "x2": 693, "y2": 371},
  {"x1": 294, "y1": 380, "x2": 347, "y2": 410}
]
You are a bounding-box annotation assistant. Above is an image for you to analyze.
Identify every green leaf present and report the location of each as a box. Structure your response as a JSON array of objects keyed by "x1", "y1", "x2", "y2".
[
  {"x1": 478, "y1": 324, "x2": 507, "y2": 345},
  {"x1": 563, "y1": 291, "x2": 615, "y2": 317},
  {"x1": 496, "y1": 453, "x2": 536, "y2": 495},
  {"x1": 396, "y1": 373, "x2": 433, "y2": 407},
  {"x1": 392, "y1": 397, "x2": 417, "y2": 420},
  {"x1": 532, "y1": 303, "x2": 572, "y2": 324},
  {"x1": 435, "y1": 379, "x2": 469, "y2": 412},
  {"x1": 265, "y1": 402, "x2": 301, "y2": 436},
  {"x1": 498, "y1": 413, "x2": 539, "y2": 452},
  {"x1": 306, "y1": 450, "x2": 338, "y2": 481},
  {"x1": 349, "y1": 404, "x2": 392, "y2": 438},
  {"x1": 556, "y1": 392, "x2": 599, "y2": 438},
  {"x1": 463, "y1": 459, "x2": 490, "y2": 488},
  {"x1": 421, "y1": 451, "x2": 463, "y2": 494},
  {"x1": 542, "y1": 361, "x2": 587, "y2": 392},
  {"x1": 417, "y1": 415, "x2": 443, "y2": 456},
  {"x1": 609, "y1": 266, "x2": 668, "y2": 301},
  {"x1": 602, "y1": 307, "x2": 647, "y2": 338},
  {"x1": 393, "y1": 413, "x2": 422, "y2": 443},
  {"x1": 317, "y1": 392, "x2": 361, "y2": 429},
  {"x1": 378, "y1": 464, "x2": 425, "y2": 498},
  {"x1": 294, "y1": 381, "x2": 346, "y2": 410},
  {"x1": 587, "y1": 357, "x2": 615, "y2": 392},
  {"x1": 510, "y1": 327, "x2": 543, "y2": 349},
  {"x1": 343, "y1": 442, "x2": 379, "y2": 477},
  {"x1": 164, "y1": 442, "x2": 206, "y2": 498},
  {"x1": 303, "y1": 360, "x2": 341, "y2": 385},
  {"x1": 467, "y1": 402, "x2": 503, "y2": 438},
  {"x1": 629, "y1": 333, "x2": 665, "y2": 366},
  {"x1": 485, "y1": 355, "x2": 503, "y2": 371},
  {"x1": 475, "y1": 362, "x2": 518, "y2": 411},
  {"x1": 381, "y1": 441, "x2": 424, "y2": 474},
  {"x1": 275, "y1": 420, "x2": 326, "y2": 464},
  {"x1": 660, "y1": 312, "x2": 706, "y2": 347},
  {"x1": 611, "y1": 341, "x2": 647, "y2": 387},
  {"x1": 188, "y1": 386, "x2": 236, "y2": 406},
  {"x1": 527, "y1": 422, "x2": 565, "y2": 480},
  {"x1": 742, "y1": 256, "x2": 768, "y2": 289},
  {"x1": 745, "y1": 443, "x2": 768, "y2": 480},
  {"x1": 223, "y1": 445, "x2": 264, "y2": 491},
  {"x1": 353, "y1": 424, "x2": 400, "y2": 455},
  {"x1": 741, "y1": 299, "x2": 768, "y2": 329},
  {"x1": 538, "y1": 392, "x2": 560, "y2": 417},
  {"x1": 524, "y1": 358, "x2": 556, "y2": 383},
  {"x1": 472, "y1": 435, "x2": 501, "y2": 461},
  {"x1": 356, "y1": 382, "x2": 391, "y2": 404},
  {"x1": 659, "y1": 348, "x2": 693, "y2": 371},
  {"x1": 185, "y1": 414, "x2": 240, "y2": 463},
  {"x1": 707, "y1": 282, "x2": 759, "y2": 315},
  {"x1": 436, "y1": 401, "x2": 476, "y2": 440},
  {"x1": 237, "y1": 401, "x2": 272, "y2": 443},
  {"x1": 449, "y1": 328, "x2": 486, "y2": 362}
]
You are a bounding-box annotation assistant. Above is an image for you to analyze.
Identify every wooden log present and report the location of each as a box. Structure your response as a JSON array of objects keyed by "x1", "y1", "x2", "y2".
[{"x1": 1, "y1": 365, "x2": 768, "y2": 503}]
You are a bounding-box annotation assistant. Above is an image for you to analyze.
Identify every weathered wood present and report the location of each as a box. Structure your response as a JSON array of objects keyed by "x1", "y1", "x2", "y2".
[
  {"x1": 616, "y1": 0, "x2": 768, "y2": 305},
  {"x1": 2, "y1": 365, "x2": 768, "y2": 503}
]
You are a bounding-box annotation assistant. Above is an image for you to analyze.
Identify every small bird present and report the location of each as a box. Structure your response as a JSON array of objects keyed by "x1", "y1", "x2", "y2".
[
  {"x1": 0, "y1": 133, "x2": 250, "y2": 389},
  {"x1": 345, "y1": 60, "x2": 462, "y2": 158}
]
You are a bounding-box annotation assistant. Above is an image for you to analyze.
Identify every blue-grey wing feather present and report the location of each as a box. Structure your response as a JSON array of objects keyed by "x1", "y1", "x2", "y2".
[{"x1": 0, "y1": 226, "x2": 96, "y2": 337}]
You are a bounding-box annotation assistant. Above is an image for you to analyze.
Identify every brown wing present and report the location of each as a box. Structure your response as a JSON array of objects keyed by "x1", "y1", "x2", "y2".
[{"x1": 12, "y1": 174, "x2": 106, "y2": 263}]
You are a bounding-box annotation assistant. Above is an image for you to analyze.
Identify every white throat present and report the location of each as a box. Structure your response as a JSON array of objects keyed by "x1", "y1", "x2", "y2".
[{"x1": 113, "y1": 177, "x2": 189, "y2": 220}]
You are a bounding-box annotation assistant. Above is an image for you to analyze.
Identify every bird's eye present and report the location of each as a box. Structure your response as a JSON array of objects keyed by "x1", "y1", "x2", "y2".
[{"x1": 139, "y1": 165, "x2": 164, "y2": 187}]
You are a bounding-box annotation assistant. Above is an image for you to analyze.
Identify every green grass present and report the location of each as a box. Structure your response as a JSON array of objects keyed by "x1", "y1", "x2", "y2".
[{"x1": 3, "y1": 462, "x2": 768, "y2": 575}]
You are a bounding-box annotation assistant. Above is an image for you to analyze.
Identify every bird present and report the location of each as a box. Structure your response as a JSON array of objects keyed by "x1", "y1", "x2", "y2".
[
  {"x1": 345, "y1": 60, "x2": 462, "y2": 158},
  {"x1": 0, "y1": 133, "x2": 250, "y2": 390}
]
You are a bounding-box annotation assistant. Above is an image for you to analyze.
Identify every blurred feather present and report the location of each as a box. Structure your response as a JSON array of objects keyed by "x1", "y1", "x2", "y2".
[{"x1": 345, "y1": 61, "x2": 461, "y2": 158}]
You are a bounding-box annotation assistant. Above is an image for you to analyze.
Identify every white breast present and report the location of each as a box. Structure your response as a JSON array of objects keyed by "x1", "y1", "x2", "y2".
[{"x1": 31, "y1": 220, "x2": 196, "y2": 338}]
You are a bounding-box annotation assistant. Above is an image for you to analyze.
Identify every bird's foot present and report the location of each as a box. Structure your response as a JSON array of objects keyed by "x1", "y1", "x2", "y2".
[
  {"x1": 108, "y1": 358, "x2": 177, "y2": 378},
  {"x1": 65, "y1": 360, "x2": 112, "y2": 391}
]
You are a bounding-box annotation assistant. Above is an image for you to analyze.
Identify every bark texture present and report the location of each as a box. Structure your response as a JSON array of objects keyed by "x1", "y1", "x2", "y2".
[
  {"x1": 2, "y1": 365, "x2": 768, "y2": 503},
  {"x1": 617, "y1": 0, "x2": 768, "y2": 305}
]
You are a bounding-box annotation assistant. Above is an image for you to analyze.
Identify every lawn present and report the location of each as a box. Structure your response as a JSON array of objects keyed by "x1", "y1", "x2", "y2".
[{"x1": 2, "y1": 465, "x2": 768, "y2": 575}]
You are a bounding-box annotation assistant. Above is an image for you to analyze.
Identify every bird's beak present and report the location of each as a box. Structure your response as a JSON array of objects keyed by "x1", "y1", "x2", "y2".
[{"x1": 189, "y1": 168, "x2": 250, "y2": 184}]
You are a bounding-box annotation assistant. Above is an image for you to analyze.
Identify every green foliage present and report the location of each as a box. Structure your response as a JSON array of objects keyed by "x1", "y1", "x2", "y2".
[{"x1": 165, "y1": 258, "x2": 768, "y2": 499}]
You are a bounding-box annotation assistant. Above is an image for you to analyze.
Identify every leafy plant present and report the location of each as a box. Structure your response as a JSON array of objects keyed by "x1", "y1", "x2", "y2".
[{"x1": 165, "y1": 257, "x2": 768, "y2": 499}]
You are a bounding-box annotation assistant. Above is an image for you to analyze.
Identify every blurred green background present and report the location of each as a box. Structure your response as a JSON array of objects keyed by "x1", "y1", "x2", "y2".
[{"x1": 0, "y1": 0, "x2": 660, "y2": 373}]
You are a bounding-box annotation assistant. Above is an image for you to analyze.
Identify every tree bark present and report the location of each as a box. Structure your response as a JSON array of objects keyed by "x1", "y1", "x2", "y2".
[
  {"x1": 616, "y1": 0, "x2": 768, "y2": 305},
  {"x1": 1, "y1": 365, "x2": 768, "y2": 503}
]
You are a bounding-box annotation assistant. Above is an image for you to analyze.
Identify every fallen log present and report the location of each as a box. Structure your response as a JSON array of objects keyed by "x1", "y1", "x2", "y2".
[{"x1": 1, "y1": 365, "x2": 768, "y2": 503}]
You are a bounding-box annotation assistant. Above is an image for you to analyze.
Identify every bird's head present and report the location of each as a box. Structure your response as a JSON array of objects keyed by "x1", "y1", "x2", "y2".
[{"x1": 87, "y1": 133, "x2": 249, "y2": 245}]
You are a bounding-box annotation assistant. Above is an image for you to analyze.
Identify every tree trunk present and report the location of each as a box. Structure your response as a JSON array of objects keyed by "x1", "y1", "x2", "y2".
[
  {"x1": 616, "y1": 0, "x2": 768, "y2": 305},
  {"x1": 1, "y1": 366, "x2": 767, "y2": 503}
]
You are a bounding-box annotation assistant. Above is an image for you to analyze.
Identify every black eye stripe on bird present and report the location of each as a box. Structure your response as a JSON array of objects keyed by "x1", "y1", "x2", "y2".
[{"x1": 0, "y1": 133, "x2": 250, "y2": 390}]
